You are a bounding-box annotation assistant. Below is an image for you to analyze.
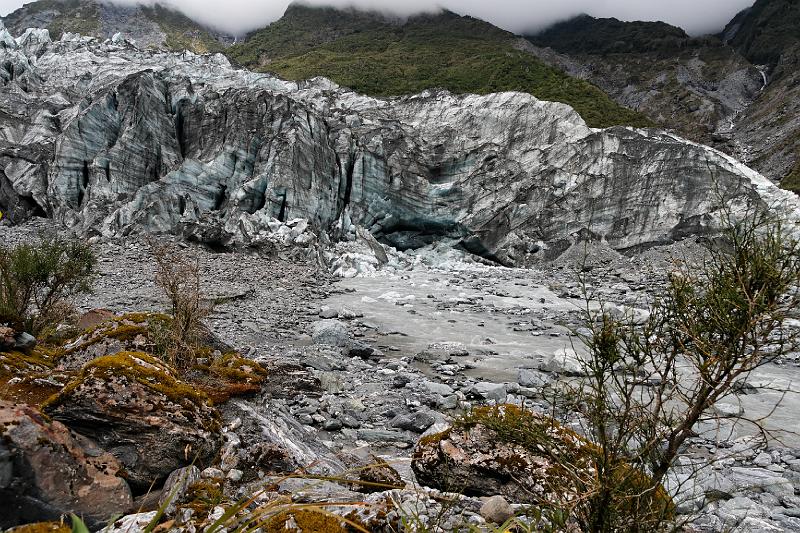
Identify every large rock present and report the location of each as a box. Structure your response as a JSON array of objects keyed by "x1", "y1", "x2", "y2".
[
  {"x1": 0, "y1": 401, "x2": 132, "y2": 529},
  {"x1": 0, "y1": 36, "x2": 797, "y2": 263},
  {"x1": 412, "y1": 405, "x2": 673, "y2": 521},
  {"x1": 43, "y1": 351, "x2": 222, "y2": 490}
]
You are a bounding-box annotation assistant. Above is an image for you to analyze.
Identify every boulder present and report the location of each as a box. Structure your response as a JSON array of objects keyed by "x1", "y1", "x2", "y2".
[
  {"x1": 390, "y1": 411, "x2": 437, "y2": 433},
  {"x1": 43, "y1": 352, "x2": 222, "y2": 490},
  {"x1": 412, "y1": 405, "x2": 673, "y2": 522},
  {"x1": 56, "y1": 313, "x2": 163, "y2": 370},
  {"x1": 311, "y1": 319, "x2": 352, "y2": 348},
  {"x1": 480, "y1": 495, "x2": 515, "y2": 524},
  {"x1": 517, "y1": 368, "x2": 551, "y2": 388},
  {"x1": 539, "y1": 348, "x2": 586, "y2": 376},
  {"x1": 352, "y1": 455, "x2": 404, "y2": 493},
  {"x1": 467, "y1": 382, "x2": 508, "y2": 402},
  {"x1": 0, "y1": 401, "x2": 132, "y2": 529}
]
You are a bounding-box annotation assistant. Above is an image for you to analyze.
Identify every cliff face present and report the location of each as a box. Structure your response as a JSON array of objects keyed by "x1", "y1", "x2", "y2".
[
  {"x1": 526, "y1": 2, "x2": 800, "y2": 188},
  {"x1": 1, "y1": 28, "x2": 796, "y2": 265}
]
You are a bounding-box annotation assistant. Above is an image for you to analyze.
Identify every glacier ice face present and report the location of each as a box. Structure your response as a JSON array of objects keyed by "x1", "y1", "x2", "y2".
[{"x1": 1, "y1": 34, "x2": 798, "y2": 265}]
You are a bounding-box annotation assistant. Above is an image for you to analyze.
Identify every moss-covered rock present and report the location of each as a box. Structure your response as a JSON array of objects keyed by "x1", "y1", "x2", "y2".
[
  {"x1": 261, "y1": 509, "x2": 349, "y2": 533},
  {"x1": 57, "y1": 313, "x2": 167, "y2": 370},
  {"x1": 412, "y1": 405, "x2": 674, "y2": 525},
  {"x1": 42, "y1": 351, "x2": 222, "y2": 491},
  {"x1": 6, "y1": 521, "x2": 72, "y2": 533}
]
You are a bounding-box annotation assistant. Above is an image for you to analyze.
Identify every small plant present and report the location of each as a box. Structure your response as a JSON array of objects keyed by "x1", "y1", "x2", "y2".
[
  {"x1": 0, "y1": 235, "x2": 95, "y2": 336},
  {"x1": 149, "y1": 240, "x2": 213, "y2": 369}
]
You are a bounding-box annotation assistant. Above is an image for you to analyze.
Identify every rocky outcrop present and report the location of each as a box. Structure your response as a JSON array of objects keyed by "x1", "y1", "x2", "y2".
[
  {"x1": 411, "y1": 406, "x2": 673, "y2": 522},
  {"x1": 0, "y1": 401, "x2": 132, "y2": 530},
  {"x1": 42, "y1": 351, "x2": 222, "y2": 490},
  {"x1": 0, "y1": 32, "x2": 798, "y2": 265}
]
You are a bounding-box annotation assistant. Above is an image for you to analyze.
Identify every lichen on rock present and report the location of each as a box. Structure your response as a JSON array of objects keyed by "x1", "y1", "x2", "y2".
[
  {"x1": 0, "y1": 400, "x2": 132, "y2": 530},
  {"x1": 42, "y1": 351, "x2": 222, "y2": 491},
  {"x1": 412, "y1": 404, "x2": 674, "y2": 525}
]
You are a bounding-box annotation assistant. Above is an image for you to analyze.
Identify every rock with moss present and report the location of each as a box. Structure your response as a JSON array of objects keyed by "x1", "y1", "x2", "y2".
[
  {"x1": 42, "y1": 351, "x2": 222, "y2": 490},
  {"x1": 411, "y1": 405, "x2": 674, "y2": 524},
  {"x1": 0, "y1": 400, "x2": 132, "y2": 530},
  {"x1": 5, "y1": 522, "x2": 73, "y2": 533},
  {"x1": 56, "y1": 313, "x2": 166, "y2": 370}
]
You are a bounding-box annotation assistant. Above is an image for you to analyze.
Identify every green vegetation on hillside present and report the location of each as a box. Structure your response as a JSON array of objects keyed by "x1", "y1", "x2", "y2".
[
  {"x1": 229, "y1": 6, "x2": 652, "y2": 129},
  {"x1": 528, "y1": 14, "x2": 691, "y2": 55},
  {"x1": 724, "y1": 0, "x2": 800, "y2": 68}
]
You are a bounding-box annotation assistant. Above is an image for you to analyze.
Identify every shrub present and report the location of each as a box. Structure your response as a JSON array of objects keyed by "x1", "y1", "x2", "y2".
[
  {"x1": 149, "y1": 241, "x2": 213, "y2": 369},
  {"x1": 565, "y1": 208, "x2": 800, "y2": 532},
  {"x1": 0, "y1": 235, "x2": 95, "y2": 336}
]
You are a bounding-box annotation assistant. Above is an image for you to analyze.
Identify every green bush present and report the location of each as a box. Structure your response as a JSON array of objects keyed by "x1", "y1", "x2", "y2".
[{"x1": 0, "y1": 235, "x2": 95, "y2": 336}]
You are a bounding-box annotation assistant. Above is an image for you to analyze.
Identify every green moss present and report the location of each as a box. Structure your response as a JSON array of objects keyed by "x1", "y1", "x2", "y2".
[
  {"x1": 9, "y1": 520, "x2": 71, "y2": 533},
  {"x1": 262, "y1": 509, "x2": 348, "y2": 533},
  {"x1": 209, "y1": 352, "x2": 268, "y2": 384},
  {"x1": 0, "y1": 345, "x2": 59, "y2": 375},
  {"x1": 43, "y1": 351, "x2": 212, "y2": 413},
  {"x1": 181, "y1": 479, "x2": 224, "y2": 516}
]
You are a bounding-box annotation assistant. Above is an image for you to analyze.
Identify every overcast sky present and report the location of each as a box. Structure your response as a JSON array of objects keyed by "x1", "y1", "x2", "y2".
[{"x1": 0, "y1": 0, "x2": 755, "y2": 36}]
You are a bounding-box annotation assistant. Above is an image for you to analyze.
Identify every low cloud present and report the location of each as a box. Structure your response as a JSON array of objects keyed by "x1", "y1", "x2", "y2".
[{"x1": 3, "y1": 0, "x2": 755, "y2": 37}]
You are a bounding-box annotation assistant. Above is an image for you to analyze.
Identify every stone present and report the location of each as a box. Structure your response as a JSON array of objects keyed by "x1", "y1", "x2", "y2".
[
  {"x1": 539, "y1": 348, "x2": 586, "y2": 376},
  {"x1": 13, "y1": 332, "x2": 36, "y2": 352},
  {"x1": 422, "y1": 380, "x2": 454, "y2": 396},
  {"x1": 0, "y1": 401, "x2": 133, "y2": 530},
  {"x1": 318, "y1": 306, "x2": 339, "y2": 319},
  {"x1": 100, "y1": 512, "x2": 158, "y2": 533},
  {"x1": 201, "y1": 467, "x2": 224, "y2": 479},
  {"x1": 517, "y1": 368, "x2": 551, "y2": 388},
  {"x1": 352, "y1": 455, "x2": 404, "y2": 493},
  {"x1": 0, "y1": 326, "x2": 16, "y2": 350},
  {"x1": 76, "y1": 308, "x2": 115, "y2": 331},
  {"x1": 311, "y1": 320, "x2": 351, "y2": 348},
  {"x1": 480, "y1": 495, "x2": 514, "y2": 524},
  {"x1": 323, "y1": 418, "x2": 343, "y2": 431},
  {"x1": 348, "y1": 340, "x2": 375, "y2": 358},
  {"x1": 158, "y1": 466, "x2": 201, "y2": 516},
  {"x1": 467, "y1": 382, "x2": 508, "y2": 402},
  {"x1": 43, "y1": 352, "x2": 222, "y2": 490},
  {"x1": 727, "y1": 467, "x2": 795, "y2": 498},
  {"x1": 390, "y1": 411, "x2": 437, "y2": 433},
  {"x1": 714, "y1": 402, "x2": 745, "y2": 418}
]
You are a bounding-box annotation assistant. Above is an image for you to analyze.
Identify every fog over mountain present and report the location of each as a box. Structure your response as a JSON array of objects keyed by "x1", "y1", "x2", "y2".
[{"x1": 0, "y1": 0, "x2": 755, "y2": 37}]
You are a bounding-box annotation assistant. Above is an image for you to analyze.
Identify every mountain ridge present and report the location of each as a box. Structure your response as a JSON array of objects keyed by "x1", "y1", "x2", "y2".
[
  {"x1": 226, "y1": 4, "x2": 651, "y2": 129},
  {"x1": 526, "y1": 0, "x2": 800, "y2": 190},
  {"x1": 2, "y1": 0, "x2": 232, "y2": 53}
]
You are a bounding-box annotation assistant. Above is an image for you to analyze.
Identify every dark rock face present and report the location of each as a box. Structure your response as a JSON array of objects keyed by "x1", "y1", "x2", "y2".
[
  {"x1": 0, "y1": 31, "x2": 796, "y2": 265},
  {"x1": 412, "y1": 424, "x2": 564, "y2": 503},
  {"x1": 0, "y1": 400, "x2": 133, "y2": 530},
  {"x1": 42, "y1": 352, "x2": 222, "y2": 491}
]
